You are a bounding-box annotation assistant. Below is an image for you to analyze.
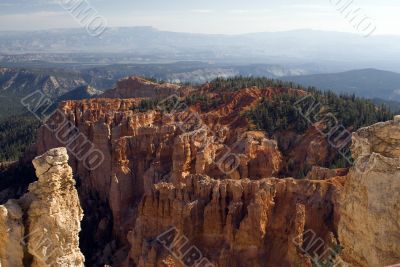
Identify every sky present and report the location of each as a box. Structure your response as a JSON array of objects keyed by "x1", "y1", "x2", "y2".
[{"x1": 0, "y1": 0, "x2": 399, "y2": 35}]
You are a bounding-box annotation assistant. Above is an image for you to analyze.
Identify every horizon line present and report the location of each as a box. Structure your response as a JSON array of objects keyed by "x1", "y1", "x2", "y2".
[{"x1": 1, "y1": 26, "x2": 399, "y2": 37}]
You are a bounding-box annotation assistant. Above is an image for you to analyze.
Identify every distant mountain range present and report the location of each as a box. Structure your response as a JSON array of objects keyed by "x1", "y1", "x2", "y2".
[
  {"x1": 0, "y1": 62, "x2": 301, "y2": 118},
  {"x1": 0, "y1": 67, "x2": 86, "y2": 98},
  {"x1": 1, "y1": 63, "x2": 400, "y2": 120},
  {"x1": 283, "y1": 69, "x2": 400, "y2": 102},
  {"x1": 0, "y1": 62, "x2": 312, "y2": 99},
  {"x1": 1, "y1": 27, "x2": 400, "y2": 72}
]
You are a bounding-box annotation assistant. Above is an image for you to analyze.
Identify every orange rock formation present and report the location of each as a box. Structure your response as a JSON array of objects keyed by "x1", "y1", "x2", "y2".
[{"x1": 31, "y1": 77, "x2": 399, "y2": 267}]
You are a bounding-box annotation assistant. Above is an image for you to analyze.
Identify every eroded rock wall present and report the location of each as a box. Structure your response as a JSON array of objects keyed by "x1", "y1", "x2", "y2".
[
  {"x1": 127, "y1": 174, "x2": 344, "y2": 267},
  {"x1": 30, "y1": 81, "x2": 400, "y2": 266},
  {"x1": 35, "y1": 96, "x2": 286, "y2": 253},
  {"x1": 34, "y1": 82, "x2": 345, "y2": 266}
]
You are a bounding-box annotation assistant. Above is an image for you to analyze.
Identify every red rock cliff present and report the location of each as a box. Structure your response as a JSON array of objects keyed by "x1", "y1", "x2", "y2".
[{"x1": 34, "y1": 78, "x2": 356, "y2": 266}]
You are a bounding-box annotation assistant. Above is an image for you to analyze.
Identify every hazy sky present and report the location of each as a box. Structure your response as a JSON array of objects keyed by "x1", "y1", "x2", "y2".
[{"x1": 0, "y1": 0, "x2": 399, "y2": 35}]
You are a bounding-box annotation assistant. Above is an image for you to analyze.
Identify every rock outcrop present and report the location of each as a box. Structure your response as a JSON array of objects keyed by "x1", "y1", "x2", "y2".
[
  {"x1": 338, "y1": 118, "x2": 400, "y2": 267},
  {"x1": 0, "y1": 147, "x2": 84, "y2": 267},
  {"x1": 34, "y1": 81, "x2": 347, "y2": 266},
  {"x1": 0, "y1": 200, "x2": 24, "y2": 267},
  {"x1": 128, "y1": 174, "x2": 344, "y2": 267},
  {"x1": 29, "y1": 78, "x2": 400, "y2": 267},
  {"x1": 100, "y1": 76, "x2": 186, "y2": 99},
  {"x1": 306, "y1": 166, "x2": 348, "y2": 180}
]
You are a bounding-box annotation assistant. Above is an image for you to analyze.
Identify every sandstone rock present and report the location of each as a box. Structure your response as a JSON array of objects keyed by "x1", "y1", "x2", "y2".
[
  {"x1": 33, "y1": 84, "x2": 341, "y2": 266},
  {"x1": 4, "y1": 77, "x2": 400, "y2": 267},
  {"x1": 338, "y1": 118, "x2": 400, "y2": 267},
  {"x1": 128, "y1": 174, "x2": 344, "y2": 267},
  {"x1": 35, "y1": 91, "x2": 286, "y2": 256},
  {"x1": 0, "y1": 148, "x2": 85, "y2": 267},
  {"x1": 351, "y1": 118, "x2": 400, "y2": 159},
  {"x1": 306, "y1": 166, "x2": 348, "y2": 180},
  {"x1": 0, "y1": 200, "x2": 24, "y2": 267},
  {"x1": 27, "y1": 79, "x2": 400, "y2": 267}
]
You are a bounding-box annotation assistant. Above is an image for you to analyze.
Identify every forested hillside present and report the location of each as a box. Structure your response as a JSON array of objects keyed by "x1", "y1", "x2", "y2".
[{"x1": 0, "y1": 115, "x2": 40, "y2": 161}]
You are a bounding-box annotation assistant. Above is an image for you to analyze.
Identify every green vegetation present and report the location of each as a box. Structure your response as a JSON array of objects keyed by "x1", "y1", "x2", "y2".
[
  {"x1": 247, "y1": 91, "x2": 392, "y2": 137},
  {"x1": 183, "y1": 94, "x2": 223, "y2": 111},
  {"x1": 0, "y1": 115, "x2": 41, "y2": 161},
  {"x1": 0, "y1": 75, "x2": 391, "y2": 172},
  {"x1": 0, "y1": 96, "x2": 28, "y2": 120},
  {"x1": 247, "y1": 94, "x2": 309, "y2": 136},
  {"x1": 309, "y1": 90, "x2": 392, "y2": 130},
  {"x1": 212, "y1": 77, "x2": 392, "y2": 171},
  {"x1": 209, "y1": 76, "x2": 302, "y2": 92},
  {"x1": 135, "y1": 98, "x2": 160, "y2": 112},
  {"x1": 133, "y1": 93, "x2": 224, "y2": 113},
  {"x1": 209, "y1": 77, "x2": 392, "y2": 134}
]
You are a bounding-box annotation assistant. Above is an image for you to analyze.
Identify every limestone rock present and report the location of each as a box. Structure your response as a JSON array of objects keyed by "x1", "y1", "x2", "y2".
[
  {"x1": 338, "y1": 118, "x2": 400, "y2": 267},
  {"x1": 6, "y1": 77, "x2": 400, "y2": 267},
  {"x1": 128, "y1": 174, "x2": 344, "y2": 266},
  {"x1": 0, "y1": 200, "x2": 24, "y2": 267},
  {"x1": 0, "y1": 147, "x2": 85, "y2": 267},
  {"x1": 306, "y1": 166, "x2": 348, "y2": 180},
  {"x1": 351, "y1": 118, "x2": 400, "y2": 159},
  {"x1": 33, "y1": 83, "x2": 342, "y2": 266}
]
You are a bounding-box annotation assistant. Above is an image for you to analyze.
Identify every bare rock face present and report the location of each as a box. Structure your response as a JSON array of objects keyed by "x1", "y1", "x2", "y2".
[
  {"x1": 6, "y1": 77, "x2": 400, "y2": 266},
  {"x1": 0, "y1": 147, "x2": 84, "y2": 267},
  {"x1": 35, "y1": 94, "x2": 286, "y2": 247},
  {"x1": 128, "y1": 174, "x2": 344, "y2": 267},
  {"x1": 338, "y1": 118, "x2": 400, "y2": 267},
  {"x1": 306, "y1": 166, "x2": 348, "y2": 180},
  {"x1": 0, "y1": 200, "x2": 24, "y2": 267},
  {"x1": 34, "y1": 83, "x2": 343, "y2": 266}
]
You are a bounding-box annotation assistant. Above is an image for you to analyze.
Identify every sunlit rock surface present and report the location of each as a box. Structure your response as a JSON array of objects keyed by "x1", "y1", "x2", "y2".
[
  {"x1": 0, "y1": 148, "x2": 84, "y2": 267},
  {"x1": 338, "y1": 118, "x2": 400, "y2": 267}
]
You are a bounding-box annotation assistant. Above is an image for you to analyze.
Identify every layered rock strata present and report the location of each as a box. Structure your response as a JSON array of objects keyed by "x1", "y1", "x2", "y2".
[{"x1": 128, "y1": 175, "x2": 344, "y2": 267}]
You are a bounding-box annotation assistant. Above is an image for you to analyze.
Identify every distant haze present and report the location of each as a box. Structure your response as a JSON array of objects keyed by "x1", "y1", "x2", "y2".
[
  {"x1": 0, "y1": 0, "x2": 399, "y2": 35},
  {"x1": 1, "y1": 27, "x2": 400, "y2": 73}
]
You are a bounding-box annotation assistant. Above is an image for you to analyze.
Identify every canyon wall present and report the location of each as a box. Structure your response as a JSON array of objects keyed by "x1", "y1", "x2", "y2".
[
  {"x1": 128, "y1": 175, "x2": 344, "y2": 267},
  {"x1": 32, "y1": 82, "x2": 343, "y2": 266},
  {"x1": 28, "y1": 78, "x2": 400, "y2": 266},
  {"x1": 0, "y1": 147, "x2": 84, "y2": 267}
]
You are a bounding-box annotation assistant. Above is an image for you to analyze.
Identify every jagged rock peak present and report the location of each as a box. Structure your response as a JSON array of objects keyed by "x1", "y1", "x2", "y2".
[
  {"x1": 351, "y1": 115, "x2": 400, "y2": 159},
  {"x1": 0, "y1": 147, "x2": 85, "y2": 267}
]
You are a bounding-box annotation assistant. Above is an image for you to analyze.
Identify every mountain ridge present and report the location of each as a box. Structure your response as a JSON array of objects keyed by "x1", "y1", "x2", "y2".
[
  {"x1": 283, "y1": 68, "x2": 400, "y2": 102},
  {"x1": 1, "y1": 27, "x2": 400, "y2": 71}
]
